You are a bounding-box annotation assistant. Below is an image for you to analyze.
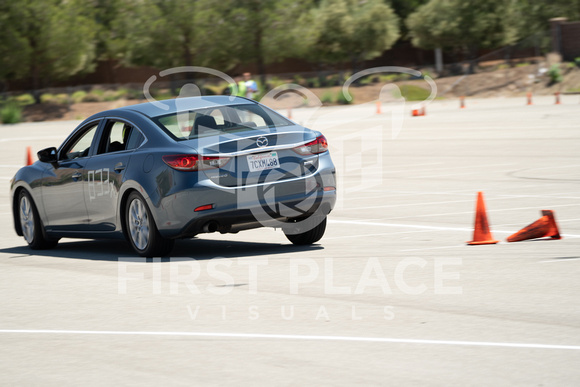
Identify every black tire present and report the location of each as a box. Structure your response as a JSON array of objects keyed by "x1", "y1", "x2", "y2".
[
  {"x1": 125, "y1": 191, "x2": 174, "y2": 257},
  {"x1": 17, "y1": 190, "x2": 59, "y2": 250},
  {"x1": 284, "y1": 217, "x2": 327, "y2": 245}
]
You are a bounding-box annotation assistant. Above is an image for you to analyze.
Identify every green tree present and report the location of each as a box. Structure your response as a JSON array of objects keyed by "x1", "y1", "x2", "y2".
[
  {"x1": 108, "y1": 0, "x2": 241, "y2": 75},
  {"x1": 0, "y1": 0, "x2": 97, "y2": 99},
  {"x1": 304, "y1": 0, "x2": 400, "y2": 71},
  {"x1": 514, "y1": 0, "x2": 580, "y2": 37},
  {"x1": 223, "y1": 0, "x2": 315, "y2": 86},
  {"x1": 406, "y1": 0, "x2": 520, "y2": 71}
]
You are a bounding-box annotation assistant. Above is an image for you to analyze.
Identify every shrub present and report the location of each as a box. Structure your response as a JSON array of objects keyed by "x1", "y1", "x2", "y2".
[
  {"x1": 321, "y1": 91, "x2": 334, "y2": 104},
  {"x1": 114, "y1": 88, "x2": 130, "y2": 99},
  {"x1": 334, "y1": 91, "x2": 352, "y2": 105},
  {"x1": 267, "y1": 76, "x2": 287, "y2": 89},
  {"x1": 40, "y1": 93, "x2": 69, "y2": 104},
  {"x1": 399, "y1": 85, "x2": 430, "y2": 101},
  {"x1": 81, "y1": 92, "x2": 103, "y2": 103},
  {"x1": 10, "y1": 94, "x2": 35, "y2": 106},
  {"x1": 126, "y1": 89, "x2": 144, "y2": 100},
  {"x1": 1, "y1": 104, "x2": 22, "y2": 124},
  {"x1": 293, "y1": 75, "x2": 306, "y2": 86},
  {"x1": 103, "y1": 90, "x2": 119, "y2": 102},
  {"x1": 575, "y1": 57, "x2": 580, "y2": 67},
  {"x1": 548, "y1": 64, "x2": 563, "y2": 83},
  {"x1": 152, "y1": 89, "x2": 174, "y2": 101},
  {"x1": 71, "y1": 90, "x2": 87, "y2": 103}
]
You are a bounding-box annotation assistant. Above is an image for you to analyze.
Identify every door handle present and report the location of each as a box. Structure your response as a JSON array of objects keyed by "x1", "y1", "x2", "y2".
[
  {"x1": 71, "y1": 172, "x2": 82, "y2": 181},
  {"x1": 114, "y1": 162, "x2": 126, "y2": 172}
]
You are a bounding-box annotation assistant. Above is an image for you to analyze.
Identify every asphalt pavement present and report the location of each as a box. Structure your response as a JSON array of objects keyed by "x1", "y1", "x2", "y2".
[{"x1": 0, "y1": 95, "x2": 579, "y2": 386}]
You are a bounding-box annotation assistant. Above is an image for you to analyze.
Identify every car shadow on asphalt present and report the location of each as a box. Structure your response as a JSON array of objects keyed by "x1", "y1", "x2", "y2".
[{"x1": 0, "y1": 238, "x2": 324, "y2": 262}]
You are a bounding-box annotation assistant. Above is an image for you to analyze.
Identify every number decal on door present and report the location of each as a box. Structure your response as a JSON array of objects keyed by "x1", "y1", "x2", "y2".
[{"x1": 88, "y1": 168, "x2": 111, "y2": 200}]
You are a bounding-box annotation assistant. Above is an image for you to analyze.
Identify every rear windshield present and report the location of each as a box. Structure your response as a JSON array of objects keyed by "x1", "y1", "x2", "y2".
[{"x1": 153, "y1": 103, "x2": 293, "y2": 141}]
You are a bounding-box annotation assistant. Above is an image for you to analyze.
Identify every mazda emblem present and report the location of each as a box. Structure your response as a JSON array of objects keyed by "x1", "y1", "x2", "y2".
[{"x1": 256, "y1": 136, "x2": 268, "y2": 147}]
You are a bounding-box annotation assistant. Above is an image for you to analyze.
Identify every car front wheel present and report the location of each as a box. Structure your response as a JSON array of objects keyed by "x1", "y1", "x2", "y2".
[
  {"x1": 125, "y1": 191, "x2": 174, "y2": 257},
  {"x1": 18, "y1": 190, "x2": 58, "y2": 250}
]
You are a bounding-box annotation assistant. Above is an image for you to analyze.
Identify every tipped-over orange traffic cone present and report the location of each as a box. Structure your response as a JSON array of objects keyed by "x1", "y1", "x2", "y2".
[
  {"x1": 26, "y1": 146, "x2": 33, "y2": 166},
  {"x1": 411, "y1": 109, "x2": 420, "y2": 116},
  {"x1": 467, "y1": 192, "x2": 499, "y2": 245},
  {"x1": 507, "y1": 210, "x2": 561, "y2": 242}
]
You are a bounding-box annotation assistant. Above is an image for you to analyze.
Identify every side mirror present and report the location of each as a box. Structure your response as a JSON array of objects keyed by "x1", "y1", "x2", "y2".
[{"x1": 37, "y1": 147, "x2": 58, "y2": 164}]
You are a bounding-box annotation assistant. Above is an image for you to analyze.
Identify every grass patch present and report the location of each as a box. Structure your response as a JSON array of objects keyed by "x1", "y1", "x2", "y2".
[
  {"x1": 9, "y1": 94, "x2": 35, "y2": 106},
  {"x1": 1, "y1": 104, "x2": 22, "y2": 124},
  {"x1": 334, "y1": 91, "x2": 352, "y2": 104},
  {"x1": 399, "y1": 85, "x2": 431, "y2": 101},
  {"x1": 321, "y1": 91, "x2": 334, "y2": 104},
  {"x1": 40, "y1": 93, "x2": 69, "y2": 104}
]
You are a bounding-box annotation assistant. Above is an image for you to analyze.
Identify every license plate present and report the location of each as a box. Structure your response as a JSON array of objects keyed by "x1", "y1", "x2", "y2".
[{"x1": 247, "y1": 151, "x2": 279, "y2": 172}]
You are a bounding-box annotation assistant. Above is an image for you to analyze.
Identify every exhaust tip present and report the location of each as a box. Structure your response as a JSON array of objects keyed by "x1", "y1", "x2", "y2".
[{"x1": 203, "y1": 221, "x2": 219, "y2": 233}]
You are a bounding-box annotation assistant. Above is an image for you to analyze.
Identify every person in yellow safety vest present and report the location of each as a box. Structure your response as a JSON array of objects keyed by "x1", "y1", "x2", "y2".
[
  {"x1": 243, "y1": 72, "x2": 258, "y2": 99},
  {"x1": 227, "y1": 75, "x2": 247, "y2": 97}
]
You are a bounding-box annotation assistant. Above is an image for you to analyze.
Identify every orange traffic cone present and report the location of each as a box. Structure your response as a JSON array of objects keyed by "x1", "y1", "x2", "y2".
[
  {"x1": 26, "y1": 146, "x2": 33, "y2": 166},
  {"x1": 554, "y1": 92, "x2": 561, "y2": 105},
  {"x1": 420, "y1": 106, "x2": 426, "y2": 116},
  {"x1": 542, "y1": 210, "x2": 561, "y2": 240},
  {"x1": 460, "y1": 96, "x2": 465, "y2": 109},
  {"x1": 287, "y1": 108, "x2": 292, "y2": 120},
  {"x1": 507, "y1": 210, "x2": 561, "y2": 242},
  {"x1": 376, "y1": 100, "x2": 381, "y2": 114},
  {"x1": 467, "y1": 192, "x2": 499, "y2": 245},
  {"x1": 411, "y1": 109, "x2": 420, "y2": 116},
  {"x1": 526, "y1": 92, "x2": 533, "y2": 105}
]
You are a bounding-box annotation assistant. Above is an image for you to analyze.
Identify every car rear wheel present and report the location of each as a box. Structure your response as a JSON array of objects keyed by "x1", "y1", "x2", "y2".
[
  {"x1": 126, "y1": 191, "x2": 174, "y2": 257},
  {"x1": 18, "y1": 190, "x2": 58, "y2": 250},
  {"x1": 284, "y1": 216, "x2": 327, "y2": 245}
]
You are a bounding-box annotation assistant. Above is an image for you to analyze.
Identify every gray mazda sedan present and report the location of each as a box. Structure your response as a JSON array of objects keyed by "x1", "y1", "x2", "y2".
[{"x1": 11, "y1": 96, "x2": 336, "y2": 257}]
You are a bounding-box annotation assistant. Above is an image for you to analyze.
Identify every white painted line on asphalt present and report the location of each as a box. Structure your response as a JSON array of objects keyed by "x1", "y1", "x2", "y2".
[
  {"x1": 384, "y1": 162, "x2": 515, "y2": 175},
  {"x1": 1, "y1": 329, "x2": 579, "y2": 351},
  {"x1": 381, "y1": 203, "x2": 580, "y2": 220},
  {"x1": 412, "y1": 169, "x2": 513, "y2": 179},
  {"x1": 539, "y1": 258, "x2": 580, "y2": 263},
  {"x1": 341, "y1": 198, "x2": 484, "y2": 211},
  {"x1": 498, "y1": 194, "x2": 580, "y2": 200},
  {"x1": 399, "y1": 245, "x2": 469, "y2": 252},
  {"x1": 0, "y1": 135, "x2": 64, "y2": 143},
  {"x1": 519, "y1": 164, "x2": 580, "y2": 171},
  {"x1": 0, "y1": 165, "x2": 22, "y2": 168},
  {"x1": 329, "y1": 219, "x2": 580, "y2": 238},
  {"x1": 324, "y1": 230, "x2": 430, "y2": 240}
]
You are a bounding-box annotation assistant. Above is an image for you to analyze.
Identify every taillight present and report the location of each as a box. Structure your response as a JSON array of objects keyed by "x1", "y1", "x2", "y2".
[
  {"x1": 293, "y1": 135, "x2": 329, "y2": 155},
  {"x1": 162, "y1": 155, "x2": 230, "y2": 171}
]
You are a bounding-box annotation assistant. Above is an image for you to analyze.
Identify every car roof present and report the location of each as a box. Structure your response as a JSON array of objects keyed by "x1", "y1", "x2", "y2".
[{"x1": 118, "y1": 96, "x2": 254, "y2": 118}]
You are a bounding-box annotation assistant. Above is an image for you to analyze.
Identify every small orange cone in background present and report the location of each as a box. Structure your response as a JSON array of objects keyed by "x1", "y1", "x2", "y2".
[
  {"x1": 420, "y1": 106, "x2": 426, "y2": 116},
  {"x1": 376, "y1": 100, "x2": 381, "y2": 114},
  {"x1": 526, "y1": 92, "x2": 533, "y2": 105},
  {"x1": 467, "y1": 191, "x2": 499, "y2": 245},
  {"x1": 460, "y1": 96, "x2": 466, "y2": 109},
  {"x1": 411, "y1": 109, "x2": 420, "y2": 116},
  {"x1": 507, "y1": 210, "x2": 562, "y2": 242},
  {"x1": 287, "y1": 108, "x2": 292, "y2": 120},
  {"x1": 26, "y1": 146, "x2": 33, "y2": 166},
  {"x1": 554, "y1": 92, "x2": 561, "y2": 105}
]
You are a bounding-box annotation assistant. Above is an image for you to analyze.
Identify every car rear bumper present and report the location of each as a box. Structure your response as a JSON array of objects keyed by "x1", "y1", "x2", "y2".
[{"x1": 154, "y1": 159, "x2": 337, "y2": 238}]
